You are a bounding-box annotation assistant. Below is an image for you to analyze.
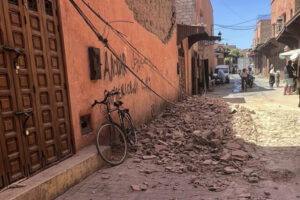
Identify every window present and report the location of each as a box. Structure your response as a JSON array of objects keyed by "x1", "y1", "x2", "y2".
[
  {"x1": 199, "y1": 16, "x2": 203, "y2": 24},
  {"x1": 290, "y1": 9, "x2": 293, "y2": 18}
]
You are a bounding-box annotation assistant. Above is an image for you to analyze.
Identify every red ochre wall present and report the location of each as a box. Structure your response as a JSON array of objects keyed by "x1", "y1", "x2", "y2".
[{"x1": 57, "y1": 0, "x2": 179, "y2": 150}]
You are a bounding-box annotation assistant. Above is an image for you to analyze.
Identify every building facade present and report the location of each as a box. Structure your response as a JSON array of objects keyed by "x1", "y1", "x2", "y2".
[
  {"x1": 0, "y1": 0, "x2": 179, "y2": 188},
  {"x1": 251, "y1": 19, "x2": 272, "y2": 75},
  {"x1": 214, "y1": 43, "x2": 225, "y2": 66},
  {"x1": 176, "y1": 0, "x2": 217, "y2": 96},
  {"x1": 275, "y1": 0, "x2": 300, "y2": 87},
  {"x1": 271, "y1": 0, "x2": 300, "y2": 39}
]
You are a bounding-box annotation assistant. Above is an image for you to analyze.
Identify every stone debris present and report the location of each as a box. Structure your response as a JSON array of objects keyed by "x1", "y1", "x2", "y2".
[
  {"x1": 101, "y1": 175, "x2": 111, "y2": 179},
  {"x1": 132, "y1": 97, "x2": 256, "y2": 192},
  {"x1": 232, "y1": 105, "x2": 259, "y2": 143},
  {"x1": 224, "y1": 166, "x2": 239, "y2": 174},
  {"x1": 142, "y1": 155, "x2": 157, "y2": 160},
  {"x1": 130, "y1": 183, "x2": 148, "y2": 191},
  {"x1": 130, "y1": 185, "x2": 141, "y2": 191}
]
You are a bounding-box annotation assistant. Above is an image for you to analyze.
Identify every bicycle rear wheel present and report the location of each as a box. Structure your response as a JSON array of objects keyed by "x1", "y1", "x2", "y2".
[
  {"x1": 122, "y1": 112, "x2": 137, "y2": 146},
  {"x1": 96, "y1": 122, "x2": 127, "y2": 166}
]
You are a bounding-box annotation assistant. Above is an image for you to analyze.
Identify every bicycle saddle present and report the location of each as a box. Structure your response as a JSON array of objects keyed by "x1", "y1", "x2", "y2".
[{"x1": 114, "y1": 101, "x2": 123, "y2": 107}]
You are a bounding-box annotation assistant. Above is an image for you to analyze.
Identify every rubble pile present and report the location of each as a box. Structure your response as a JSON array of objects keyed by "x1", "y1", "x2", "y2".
[
  {"x1": 232, "y1": 105, "x2": 259, "y2": 143},
  {"x1": 134, "y1": 97, "x2": 256, "y2": 190}
]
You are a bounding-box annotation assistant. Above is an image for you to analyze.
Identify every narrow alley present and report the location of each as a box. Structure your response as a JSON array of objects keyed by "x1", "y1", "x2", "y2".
[
  {"x1": 0, "y1": 0, "x2": 300, "y2": 199},
  {"x1": 56, "y1": 77, "x2": 300, "y2": 200}
]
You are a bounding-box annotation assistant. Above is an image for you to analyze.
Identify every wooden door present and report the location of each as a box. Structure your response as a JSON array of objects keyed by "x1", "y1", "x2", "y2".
[
  {"x1": 38, "y1": 0, "x2": 72, "y2": 160},
  {"x1": 0, "y1": 0, "x2": 72, "y2": 187},
  {"x1": 21, "y1": 0, "x2": 72, "y2": 165},
  {"x1": 0, "y1": 0, "x2": 29, "y2": 185}
]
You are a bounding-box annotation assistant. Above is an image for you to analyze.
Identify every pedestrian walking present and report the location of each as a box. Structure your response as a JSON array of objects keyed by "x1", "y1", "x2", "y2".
[
  {"x1": 292, "y1": 62, "x2": 298, "y2": 93},
  {"x1": 276, "y1": 70, "x2": 280, "y2": 87},
  {"x1": 283, "y1": 60, "x2": 295, "y2": 95},
  {"x1": 269, "y1": 64, "x2": 276, "y2": 88},
  {"x1": 295, "y1": 63, "x2": 300, "y2": 107}
]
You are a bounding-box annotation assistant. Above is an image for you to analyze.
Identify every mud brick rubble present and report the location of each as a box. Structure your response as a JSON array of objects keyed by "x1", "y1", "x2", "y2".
[
  {"x1": 132, "y1": 97, "x2": 260, "y2": 192},
  {"x1": 232, "y1": 105, "x2": 259, "y2": 143}
]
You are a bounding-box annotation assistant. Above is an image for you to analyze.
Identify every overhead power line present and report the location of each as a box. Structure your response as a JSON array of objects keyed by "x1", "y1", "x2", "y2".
[
  {"x1": 214, "y1": 24, "x2": 256, "y2": 30},
  {"x1": 69, "y1": 0, "x2": 176, "y2": 105},
  {"x1": 220, "y1": 0, "x2": 246, "y2": 20},
  {"x1": 214, "y1": 14, "x2": 271, "y2": 31},
  {"x1": 80, "y1": 0, "x2": 177, "y2": 91}
]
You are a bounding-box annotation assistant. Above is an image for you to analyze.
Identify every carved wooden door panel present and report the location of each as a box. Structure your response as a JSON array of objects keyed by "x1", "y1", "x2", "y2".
[
  {"x1": 21, "y1": 0, "x2": 72, "y2": 164},
  {"x1": 0, "y1": 0, "x2": 72, "y2": 187},
  {"x1": 1, "y1": 0, "x2": 43, "y2": 182},
  {"x1": 0, "y1": 6, "x2": 22, "y2": 186},
  {"x1": 34, "y1": 0, "x2": 72, "y2": 161},
  {"x1": 22, "y1": 0, "x2": 61, "y2": 166}
]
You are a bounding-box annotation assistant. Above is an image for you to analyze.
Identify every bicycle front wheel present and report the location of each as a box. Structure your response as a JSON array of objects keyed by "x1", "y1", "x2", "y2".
[
  {"x1": 96, "y1": 122, "x2": 127, "y2": 166},
  {"x1": 123, "y1": 112, "x2": 137, "y2": 146}
]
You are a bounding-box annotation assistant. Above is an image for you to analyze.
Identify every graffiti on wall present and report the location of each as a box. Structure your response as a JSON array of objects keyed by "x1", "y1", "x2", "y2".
[
  {"x1": 99, "y1": 50, "x2": 152, "y2": 96},
  {"x1": 103, "y1": 52, "x2": 127, "y2": 81},
  {"x1": 113, "y1": 80, "x2": 138, "y2": 96}
]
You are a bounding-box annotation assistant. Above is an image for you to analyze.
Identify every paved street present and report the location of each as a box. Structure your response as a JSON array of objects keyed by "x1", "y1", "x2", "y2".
[{"x1": 57, "y1": 75, "x2": 300, "y2": 200}]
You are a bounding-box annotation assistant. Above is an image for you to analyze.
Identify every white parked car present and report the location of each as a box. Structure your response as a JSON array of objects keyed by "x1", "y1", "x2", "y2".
[{"x1": 213, "y1": 65, "x2": 230, "y2": 83}]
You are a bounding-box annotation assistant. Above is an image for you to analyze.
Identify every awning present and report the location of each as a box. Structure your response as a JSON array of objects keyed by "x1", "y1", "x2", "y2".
[
  {"x1": 256, "y1": 38, "x2": 278, "y2": 52},
  {"x1": 279, "y1": 49, "x2": 300, "y2": 60},
  {"x1": 177, "y1": 24, "x2": 221, "y2": 48},
  {"x1": 177, "y1": 24, "x2": 206, "y2": 45},
  {"x1": 276, "y1": 10, "x2": 300, "y2": 49}
]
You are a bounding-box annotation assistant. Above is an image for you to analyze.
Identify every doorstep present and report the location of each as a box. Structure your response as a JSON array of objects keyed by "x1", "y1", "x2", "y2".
[{"x1": 0, "y1": 145, "x2": 109, "y2": 200}]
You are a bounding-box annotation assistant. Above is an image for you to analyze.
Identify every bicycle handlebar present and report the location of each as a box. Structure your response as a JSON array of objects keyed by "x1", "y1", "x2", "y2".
[{"x1": 91, "y1": 89, "x2": 120, "y2": 108}]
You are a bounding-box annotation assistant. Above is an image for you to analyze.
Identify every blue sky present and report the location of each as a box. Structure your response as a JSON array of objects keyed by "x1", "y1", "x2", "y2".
[{"x1": 211, "y1": 0, "x2": 271, "y2": 49}]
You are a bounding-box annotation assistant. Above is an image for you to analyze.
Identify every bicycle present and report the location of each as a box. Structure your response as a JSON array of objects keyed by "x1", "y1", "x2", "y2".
[{"x1": 91, "y1": 89, "x2": 137, "y2": 165}]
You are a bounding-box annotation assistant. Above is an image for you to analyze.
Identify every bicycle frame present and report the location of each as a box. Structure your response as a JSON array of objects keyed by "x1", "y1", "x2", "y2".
[{"x1": 105, "y1": 105, "x2": 126, "y2": 134}]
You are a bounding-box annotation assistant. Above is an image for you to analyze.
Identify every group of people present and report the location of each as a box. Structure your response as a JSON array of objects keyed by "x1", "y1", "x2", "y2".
[
  {"x1": 269, "y1": 60, "x2": 300, "y2": 107},
  {"x1": 239, "y1": 67, "x2": 254, "y2": 90}
]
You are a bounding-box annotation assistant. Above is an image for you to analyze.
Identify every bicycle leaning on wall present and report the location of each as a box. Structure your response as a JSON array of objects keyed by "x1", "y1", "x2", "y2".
[{"x1": 91, "y1": 89, "x2": 137, "y2": 165}]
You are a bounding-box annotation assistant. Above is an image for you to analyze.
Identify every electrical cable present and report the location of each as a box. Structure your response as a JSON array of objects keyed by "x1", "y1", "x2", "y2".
[
  {"x1": 214, "y1": 25, "x2": 256, "y2": 30},
  {"x1": 214, "y1": 14, "x2": 271, "y2": 30},
  {"x1": 69, "y1": 0, "x2": 176, "y2": 106},
  {"x1": 80, "y1": 0, "x2": 178, "y2": 90},
  {"x1": 220, "y1": 0, "x2": 245, "y2": 20}
]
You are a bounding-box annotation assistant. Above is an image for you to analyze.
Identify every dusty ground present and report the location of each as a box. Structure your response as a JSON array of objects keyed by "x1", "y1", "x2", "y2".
[{"x1": 57, "y1": 75, "x2": 300, "y2": 200}]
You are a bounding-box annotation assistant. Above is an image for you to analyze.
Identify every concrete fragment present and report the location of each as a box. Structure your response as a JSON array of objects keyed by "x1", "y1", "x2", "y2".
[
  {"x1": 224, "y1": 167, "x2": 239, "y2": 174},
  {"x1": 142, "y1": 155, "x2": 157, "y2": 160},
  {"x1": 226, "y1": 142, "x2": 241, "y2": 149},
  {"x1": 232, "y1": 150, "x2": 248, "y2": 159},
  {"x1": 131, "y1": 185, "x2": 141, "y2": 191}
]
